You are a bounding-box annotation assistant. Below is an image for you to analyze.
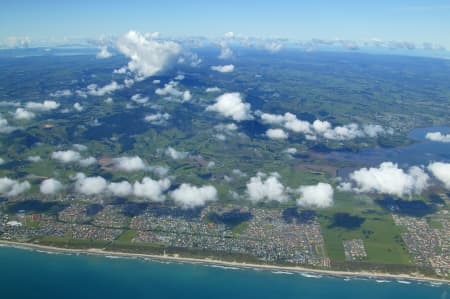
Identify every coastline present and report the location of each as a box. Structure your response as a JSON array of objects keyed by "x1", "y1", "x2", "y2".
[{"x1": 0, "y1": 240, "x2": 448, "y2": 285}]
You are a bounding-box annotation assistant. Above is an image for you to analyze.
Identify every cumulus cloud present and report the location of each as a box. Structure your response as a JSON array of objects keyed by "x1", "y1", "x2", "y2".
[
  {"x1": 51, "y1": 150, "x2": 95, "y2": 167},
  {"x1": 52, "y1": 150, "x2": 82, "y2": 163},
  {"x1": 246, "y1": 172, "x2": 287, "y2": 203},
  {"x1": 261, "y1": 112, "x2": 311, "y2": 134},
  {"x1": 133, "y1": 177, "x2": 171, "y2": 201},
  {"x1": 266, "y1": 128, "x2": 288, "y2": 140},
  {"x1": 207, "y1": 92, "x2": 252, "y2": 122},
  {"x1": 170, "y1": 183, "x2": 218, "y2": 209},
  {"x1": 96, "y1": 46, "x2": 112, "y2": 59},
  {"x1": 86, "y1": 81, "x2": 123, "y2": 96},
  {"x1": 108, "y1": 181, "x2": 133, "y2": 197},
  {"x1": 0, "y1": 177, "x2": 30, "y2": 196},
  {"x1": 113, "y1": 156, "x2": 148, "y2": 172},
  {"x1": 261, "y1": 112, "x2": 387, "y2": 140},
  {"x1": 155, "y1": 81, "x2": 191, "y2": 102},
  {"x1": 340, "y1": 162, "x2": 429, "y2": 197},
  {"x1": 144, "y1": 112, "x2": 170, "y2": 125},
  {"x1": 131, "y1": 94, "x2": 149, "y2": 104},
  {"x1": 73, "y1": 102, "x2": 83, "y2": 112},
  {"x1": 116, "y1": 30, "x2": 181, "y2": 80},
  {"x1": 211, "y1": 64, "x2": 235, "y2": 73},
  {"x1": 50, "y1": 89, "x2": 72, "y2": 97},
  {"x1": 72, "y1": 144, "x2": 87, "y2": 151},
  {"x1": 25, "y1": 100, "x2": 60, "y2": 111},
  {"x1": 206, "y1": 87, "x2": 221, "y2": 93},
  {"x1": 13, "y1": 108, "x2": 35, "y2": 120},
  {"x1": 224, "y1": 32, "x2": 235, "y2": 38},
  {"x1": 425, "y1": 132, "x2": 450, "y2": 143},
  {"x1": 40, "y1": 178, "x2": 63, "y2": 195},
  {"x1": 428, "y1": 162, "x2": 450, "y2": 189},
  {"x1": 27, "y1": 155, "x2": 41, "y2": 162},
  {"x1": 218, "y1": 41, "x2": 233, "y2": 59},
  {"x1": 264, "y1": 42, "x2": 283, "y2": 53},
  {"x1": 74, "y1": 173, "x2": 108, "y2": 195},
  {"x1": 165, "y1": 147, "x2": 188, "y2": 160},
  {"x1": 79, "y1": 157, "x2": 97, "y2": 167},
  {"x1": 0, "y1": 115, "x2": 16, "y2": 133},
  {"x1": 297, "y1": 183, "x2": 334, "y2": 208}
]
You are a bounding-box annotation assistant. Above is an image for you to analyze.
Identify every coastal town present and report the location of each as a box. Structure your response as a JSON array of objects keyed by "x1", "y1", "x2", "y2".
[{"x1": 0, "y1": 196, "x2": 448, "y2": 277}]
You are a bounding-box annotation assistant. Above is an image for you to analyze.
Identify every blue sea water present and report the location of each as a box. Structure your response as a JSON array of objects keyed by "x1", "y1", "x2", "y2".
[{"x1": 0, "y1": 246, "x2": 447, "y2": 299}]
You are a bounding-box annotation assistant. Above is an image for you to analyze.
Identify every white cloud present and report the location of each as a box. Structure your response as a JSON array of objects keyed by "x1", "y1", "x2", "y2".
[
  {"x1": 428, "y1": 162, "x2": 450, "y2": 189},
  {"x1": 73, "y1": 102, "x2": 83, "y2": 112},
  {"x1": 40, "y1": 178, "x2": 63, "y2": 195},
  {"x1": 27, "y1": 155, "x2": 41, "y2": 162},
  {"x1": 0, "y1": 115, "x2": 15, "y2": 133},
  {"x1": 261, "y1": 112, "x2": 386, "y2": 140},
  {"x1": 105, "y1": 97, "x2": 113, "y2": 104},
  {"x1": 25, "y1": 100, "x2": 60, "y2": 111},
  {"x1": 165, "y1": 147, "x2": 188, "y2": 160},
  {"x1": 0, "y1": 177, "x2": 30, "y2": 196},
  {"x1": 218, "y1": 40, "x2": 233, "y2": 59},
  {"x1": 133, "y1": 177, "x2": 171, "y2": 201},
  {"x1": 13, "y1": 108, "x2": 35, "y2": 120},
  {"x1": 79, "y1": 157, "x2": 97, "y2": 167},
  {"x1": 206, "y1": 87, "x2": 221, "y2": 93},
  {"x1": 131, "y1": 94, "x2": 149, "y2": 104},
  {"x1": 174, "y1": 74, "x2": 184, "y2": 81},
  {"x1": 96, "y1": 46, "x2": 112, "y2": 59},
  {"x1": 72, "y1": 144, "x2": 88, "y2": 151},
  {"x1": 182, "y1": 90, "x2": 192, "y2": 101},
  {"x1": 50, "y1": 89, "x2": 72, "y2": 97},
  {"x1": 0, "y1": 101, "x2": 20, "y2": 107},
  {"x1": 116, "y1": 30, "x2": 181, "y2": 80},
  {"x1": 207, "y1": 92, "x2": 253, "y2": 122},
  {"x1": 297, "y1": 183, "x2": 334, "y2": 208},
  {"x1": 341, "y1": 162, "x2": 429, "y2": 196},
  {"x1": 261, "y1": 112, "x2": 311, "y2": 134},
  {"x1": 246, "y1": 172, "x2": 287, "y2": 203},
  {"x1": 86, "y1": 81, "x2": 123, "y2": 96},
  {"x1": 170, "y1": 183, "x2": 218, "y2": 208},
  {"x1": 113, "y1": 156, "x2": 148, "y2": 172},
  {"x1": 323, "y1": 123, "x2": 363, "y2": 140},
  {"x1": 74, "y1": 173, "x2": 107, "y2": 195},
  {"x1": 219, "y1": 46, "x2": 233, "y2": 59},
  {"x1": 425, "y1": 132, "x2": 450, "y2": 143},
  {"x1": 284, "y1": 148, "x2": 297, "y2": 155},
  {"x1": 224, "y1": 32, "x2": 234, "y2": 38},
  {"x1": 211, "y1": 64, "x2": 235, "y2": 73},
  {"x1": 155, "y1": 81, "x2": 191, "y2": 101},
  {"x1": 144, "y1": 112, "x2": 170, "y2": 125},
  {"x1": 264, "y1": 42, "x2": 283, "y2": 53},
  {"x1": 266, "y1": 128, "x2": 288, "y2": 139},
  {"x1": 51, "y1": 150, "x2": 82, "y2": 163},
  {"x1": 0, "y1": 158, "x2": 4, "y2": 165},
  {"x1": 108, "y1": 181, "x2": 133, "y2": 197}
]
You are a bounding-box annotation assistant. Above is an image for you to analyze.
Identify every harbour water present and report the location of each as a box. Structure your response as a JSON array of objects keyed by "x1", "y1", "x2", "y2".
[{"x1": 0, "y1": 246, "x2": 447, "y2": 299}]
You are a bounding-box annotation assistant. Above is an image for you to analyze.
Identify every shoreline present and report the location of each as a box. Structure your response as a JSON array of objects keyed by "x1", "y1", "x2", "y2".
[{"x1": 0, "y1": 240, "x2": 448, "y2": 285}]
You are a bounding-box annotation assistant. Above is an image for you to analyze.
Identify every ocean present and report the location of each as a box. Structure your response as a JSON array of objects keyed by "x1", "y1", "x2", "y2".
[{"x1": 0, "y1": 246, "x2": 447, "y2": 299}]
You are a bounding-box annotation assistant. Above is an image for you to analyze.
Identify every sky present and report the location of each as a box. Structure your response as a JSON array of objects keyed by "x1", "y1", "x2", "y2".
[{"x1": 1, "y1": 0, "x2": 450, "y2": 47}]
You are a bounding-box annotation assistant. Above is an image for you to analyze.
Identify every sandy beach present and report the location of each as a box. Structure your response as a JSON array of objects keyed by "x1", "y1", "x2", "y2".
[{"x1": 0, "y1": 240, "x2": 448, "y2": 285}]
